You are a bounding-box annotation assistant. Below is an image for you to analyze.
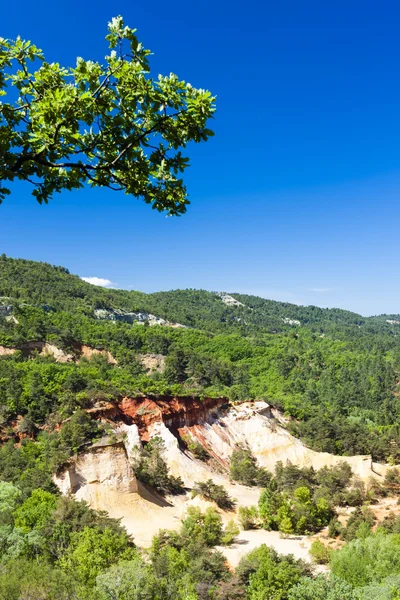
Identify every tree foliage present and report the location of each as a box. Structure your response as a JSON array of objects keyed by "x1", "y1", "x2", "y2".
[
  {"x1": 0, "y1": 17, "x2": 215, "y2": 212},
  {"x1": 192, "y1": 479, "x2": 235, "y2": 509},
  {"x1": 132, "y1": 436, "x2": 184, "y2": 495}
]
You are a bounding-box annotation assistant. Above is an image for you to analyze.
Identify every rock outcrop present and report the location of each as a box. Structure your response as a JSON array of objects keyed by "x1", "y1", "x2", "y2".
[
  {"x1": 54, "y1": 438, "x2": 137, "y2": 503},
  {"x1": 0, "y1": 342, "x2": 116, "y2": 364},
  {"x1": 0, "y1": 342, "x2": 73, "y2": 362},
  {"x1": 137, "y1": 353, "x2": 166, "y2": 374},
  {"x1": 81, "y1": 396, "x2": 387, "y2": 481},
  {"x1": 87, "y1": 395, "x2": 227, "y2": 441},
  {"x1": 177, "y1": 401, "x2": 387, "y2": 479},
  {"x1": 94, "y1": 308, "x2": 186, "y2": 328}
]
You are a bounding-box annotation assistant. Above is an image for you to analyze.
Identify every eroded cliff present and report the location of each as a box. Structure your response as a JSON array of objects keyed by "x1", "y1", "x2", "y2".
[{"x1": 51, "y1": 395, "x2": 389, "y2": 548}]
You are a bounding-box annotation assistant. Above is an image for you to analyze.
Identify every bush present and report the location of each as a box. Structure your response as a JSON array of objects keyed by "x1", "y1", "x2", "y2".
[
  {"x1": 316, "y1": 463, "x2": 353, "y2": 496},
  {"x1": 214, "y1": 577, "x2": 247, "y2": 600},
  {"x1": 182, "y1": 435, "x2": 209, "y2": 461},
  {"x1": 230, "y1": 446, "x2": 271, "y2": 487},
  {"x1": 132, "y1": 437, "x2": 184, "y2": 496},
  {"x1": 341, "y1": 506, "x2": 375, "y2": 542},
  {"x1": 331, "y1": 532, "x2": 400, "y2": 587},
  {"x1": 378, "y1": 512, "x2": 400, "y2": 534},
  {"x1": 13, "y1": 488, "x2": 57, "y2": 532},
  {"x1": 0, "y1": 559, "x2": 78, "y2": 600},
  {"x1": 342, "y1": 488, "x2": 365, "y2": 507},
  {"x1": 238, "y1": 506, "x2": 259, "y2": 530},
  {"x1": 275, "y1": 462, "x2": 316, "y2": 493},
  {"x1": 384, "y1": 468, "x2": 400, "y2": 495},
  {"x1": 192, "y1": 479, "x2": 235, "y2": 509},
  {"x1": 279, "y1": 515, "x2": 294, "y2": 537},
  {"x1": 59, "y1": 526, "x2": 136, "y2": 587},
  {"x1": 360, "y1": 574, "x2": 400, "y2": 600},
  {"x1": 328, "y1": 518, "x2": 342, "y2": 538},
  {"x1": 180, "y1": 506, "x2": 223, "y2": 547},
  {"x1": 221, "y1": 520, "x2": 240, "y2": 545},
  {"x1": 309, "y1": 540, "x2": 331, "y2": 564},
  {"x1": 95, "y1": 558, "x2": 156, "y2": 600},
  {"x1": 237, "y1": 544, "x2": 312, "y2": 599},
  {"x1": 288, "y1": 575, "x2": 356, "y2": 600}
]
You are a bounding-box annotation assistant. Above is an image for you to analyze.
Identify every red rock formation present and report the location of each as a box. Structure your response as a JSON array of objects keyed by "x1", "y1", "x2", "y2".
[
  {"x1": 2, "y1": 394, "x2": 228, "y2": 445},
  {"x1": 88, "y1": 395, "x2": 228, "y2": 441}
]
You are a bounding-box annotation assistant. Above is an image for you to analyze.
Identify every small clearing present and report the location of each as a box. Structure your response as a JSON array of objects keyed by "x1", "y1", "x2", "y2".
[{"x1": 217, "y1": 529, "x2": 314, "y2": 568}]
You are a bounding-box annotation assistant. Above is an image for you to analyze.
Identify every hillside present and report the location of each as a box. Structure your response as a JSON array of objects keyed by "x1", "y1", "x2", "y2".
[
  {"x1": 1, "y1": 256, "x2": 400, "y2": 598},
  {"x1": 0, "y1": 255, "x2": 390, "y2": 334},
  {"x1": 0, "y1": 254, "x2": 400, "y2": 464}
]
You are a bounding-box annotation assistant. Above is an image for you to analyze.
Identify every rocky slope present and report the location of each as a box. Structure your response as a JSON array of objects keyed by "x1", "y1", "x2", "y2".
[{"x1": 53, "y1": 396, "x2": 388, "y2": 546}]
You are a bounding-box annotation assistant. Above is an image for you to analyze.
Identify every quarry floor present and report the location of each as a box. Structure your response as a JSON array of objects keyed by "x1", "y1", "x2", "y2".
[
  {"x1": 99, "y1": 485, "x2": 317, "y2": 567},
  {"x1": 216, "y1": 529, "x2": 314, "y2": 567}
]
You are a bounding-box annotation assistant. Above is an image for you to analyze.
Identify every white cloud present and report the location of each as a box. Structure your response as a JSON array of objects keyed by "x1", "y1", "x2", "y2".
[
  {"x1": 309, "y1": 287, "x2": 332, "y2": 293},
  {"x1": 81, "y1": 276, "x2": 113, "y2": 288}
]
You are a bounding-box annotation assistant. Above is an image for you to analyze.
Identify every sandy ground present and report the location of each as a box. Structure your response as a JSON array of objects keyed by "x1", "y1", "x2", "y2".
[
  {"x1": 216, "y1": 529, "x2": 314, "y2": 568},
  {"x1": 90, "y1": 478, "x2": 262, "y2": 547},
  {"x1": 98, "y1": 484, "x2": 320, "y2": 567},
  {"x1": 84, "y1": 484, "x2": 184, "y2": 547}
]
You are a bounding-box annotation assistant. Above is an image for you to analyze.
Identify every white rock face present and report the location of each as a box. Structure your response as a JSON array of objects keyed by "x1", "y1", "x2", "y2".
[
  {"x1": 282, "y1": 317, "x2": 301, "y2": 326},
  {"x1": 93, "y1": 308, "x2": 185, "y2": 328},
  {"x1": 53, "y1": 441, "x2": 137, "y2": 504},
  {"x1": 148, "y1": 420, "x2": 261, "y2": 508},
  {"x1": 137, "y1": 353, "x2": 166, "y2": 374},
  {"x1": 0, "y1": 342, "x2": 73, "y2": 362},
  {"x1": 148, "y1": 421, "x2": 218, "y2": 488},
  {"x1": 216, "y1": 293, "x2": 245, "y2": 307},
  {"x1": 115, "y1": 423, "x2": 142, "y2": 458},
  {"x1": 186, "y1": 402, "x2": 387, "y2": 480}
]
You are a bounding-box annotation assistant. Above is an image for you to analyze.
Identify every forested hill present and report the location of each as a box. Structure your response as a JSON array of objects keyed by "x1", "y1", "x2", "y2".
[
  {"x1": 0, "y1": 255, "x2": 396, "y2": 335},
  {"x1": 1, "y1": 254, "x2": 400, "y2": 465}
]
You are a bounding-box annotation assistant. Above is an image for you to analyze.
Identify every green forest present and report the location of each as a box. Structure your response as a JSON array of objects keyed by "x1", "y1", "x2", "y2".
[
  {"x1": 1, "y1": 256, "x2": 400, "y2": 598},
  {"x1": 1, "y1": 256, "x2": 400, "y2": 462}
]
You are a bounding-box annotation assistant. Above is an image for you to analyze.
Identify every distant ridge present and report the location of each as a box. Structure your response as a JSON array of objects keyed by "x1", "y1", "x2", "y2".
[{"x1": 0, "y1": 255, "x2": 397, "y2": 335}]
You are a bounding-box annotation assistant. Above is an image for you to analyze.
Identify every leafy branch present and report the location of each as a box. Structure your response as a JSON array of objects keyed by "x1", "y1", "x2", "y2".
[{"x1": 0, "y1": 16, "x2": 216, "y2": 214}]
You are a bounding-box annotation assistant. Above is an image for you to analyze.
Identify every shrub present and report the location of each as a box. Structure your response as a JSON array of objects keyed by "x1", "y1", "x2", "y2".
[
  {"x1": 221, "y1": 520, "x2": 240, "y2": 545},
  {"x1": 132, "y1": 436, "x2": 184, "y2": 496},
  {"x1": 342, "y1": 488, "x2": 365, "y2": 507},
  {"x1": 14, "y1": 489, "x2": 57, "y2": 532},
  {"x1": 238, "y1": 506, "x2": 259, "y2": 530},
  {"x1": 288, "y1": 575, "x2": 356, "y2": 600},
  {"x1": 230, "y1": 446, "x2": 271, "y2": 487},
  {"x1": 309, "y1": 540, "x2": 331, "y2": 564},
  {"x1": 237, "y1": 545, "x2": 312, "y2": 599},
  {"x1": 341, "y1": 506, "x2": 375, "y2": 542},
  {"x1": 328, "y1": 518, "x2": 342, "y2": 538},
  {"x1": 384, "y1": 468, "x2": 400, "y2": 495},
  {"x1": 182, "y1": 435, "x2": 209, "y2": 461},
  {"x1": 192, "y1": 479, "x2": 235, "y2": 509},
  {"x1": 331, "y1": 532, "x2": 400, "y2": 587},
  {"x1": 181, "y1": 506, "x2": 223, "y2": 547},
  {"x1": 279, "y1": 516, "x2": 294, "y2": 538},
  {"x1": 214, "y1": 577, "x2": 247, "y2": 600},
  {"x1": 378, "y1": 512, "x2": 400, "y2": 534}
]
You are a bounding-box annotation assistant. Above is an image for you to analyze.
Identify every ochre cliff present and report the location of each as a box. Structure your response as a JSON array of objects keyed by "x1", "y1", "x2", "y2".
[
  {"x1": 52, "y1": 397, "x2": 391, "y2": 548},
  {"x1": 87, "y1": 395, "x2": 228, "y2": 441},
  {"x1": 54, "y1": 438, "x2": 137, "y2": 499}
]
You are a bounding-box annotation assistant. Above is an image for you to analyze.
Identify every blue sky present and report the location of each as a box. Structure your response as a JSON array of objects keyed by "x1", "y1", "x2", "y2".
[{"x1": 1, "y1": 1, "x2": 400, "y2": 315}]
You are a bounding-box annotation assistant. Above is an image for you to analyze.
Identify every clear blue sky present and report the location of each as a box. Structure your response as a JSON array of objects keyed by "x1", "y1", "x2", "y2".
[{"x1": 1, "y1": 1, "x2": 400, "y2": 315}]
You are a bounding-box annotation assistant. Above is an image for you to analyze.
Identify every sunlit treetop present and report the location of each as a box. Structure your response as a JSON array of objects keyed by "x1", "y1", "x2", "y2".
[{"x1": 0, "y1": 16, "x2": 216, "y2": 215}]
